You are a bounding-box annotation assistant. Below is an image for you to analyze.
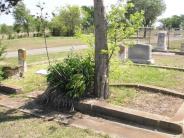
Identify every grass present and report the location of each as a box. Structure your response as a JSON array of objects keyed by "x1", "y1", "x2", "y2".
[
  {"x1": 2, "y1": 62, "x2": 184, "y2": 95},
  {"x1": 2, "y1": 64, "x2": 48, "y2": 94},
  {"x1": 0, "y1": 50, "x2": 86, "y2": 66},
  {"x1": 2, "y1": 37, "x2": 84, "y2": 51},
  {"x1": 108, "y1": 86, "x2": 138, "y2": 106},
  {"x1": 0, "y1": 106, "x2": 109, "y2": 138},
  {"x1": 153, "y1": 54, "x2": 184, "y2": 68},
  {"x1": 169, "y1": 39, "x2": 184, "y2": 50},
  {"x1": 110, "y1": 64, "x2": 184, "y2": 92}
]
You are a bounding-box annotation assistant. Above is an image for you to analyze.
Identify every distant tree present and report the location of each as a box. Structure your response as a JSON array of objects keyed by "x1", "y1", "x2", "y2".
[
  {"x1": 0, "y1": 24, "x2": 13, "y2": 36},
  {"x1": 81, "y1": 6, "x2": 94, "y2": 33},
  {"x1": 13, "y1": 23, "x2": 21, "y2": 33},
  {"x1": 50, "y1": 6, "x2": 81, "y2": 36},
  {"x1": 128, "y1": 0, "x2": 166, "y2": 37},
  {"x1": 13, "y1": 2, "x2": 33, "y2": 36},
  {"x1": 160, "y1": 15, "x2": 184, "y2": 29},
  {"x1": 33, "y1": 18, "x2": 42, "y2": 33}
]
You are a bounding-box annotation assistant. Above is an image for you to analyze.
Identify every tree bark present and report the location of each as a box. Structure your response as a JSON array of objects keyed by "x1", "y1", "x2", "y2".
[
  {"x1": 143, "y1": 27, "x2": 147, "y2": 38},
  {"x1": 94, "y1": 0, "x2": 109, "y2": 99}
]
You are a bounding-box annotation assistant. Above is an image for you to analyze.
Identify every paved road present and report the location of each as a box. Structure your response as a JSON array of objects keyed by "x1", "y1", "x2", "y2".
[{"x1": 6, "y1": 45, "x2": 87, "y2": 58}]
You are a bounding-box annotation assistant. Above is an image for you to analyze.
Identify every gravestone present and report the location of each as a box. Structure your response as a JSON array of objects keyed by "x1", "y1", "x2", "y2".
[
  {"x1": 181, "y1": 43, "x2": 184, "y2": 52},
  {"x1": 156, "y1": 31, "x2": 167, "y2": 51},
  {"x1": 18, "y1": 49, "x2": 27, "y2": 77},
  {"x1": 128, "y1": 44, "x2": 154, "y2": 64},
  {"x1": 119, "y1": 44, "x2": 128, "y2": 60}
]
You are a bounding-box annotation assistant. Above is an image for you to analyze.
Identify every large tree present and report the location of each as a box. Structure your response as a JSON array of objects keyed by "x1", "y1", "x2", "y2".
[
  {"x1": 94, "y1": 0, "x2": 109, "y2": 99},
  {"x1": 13, "y1": 2, "x2": 33, "y2": 36},
  {"x1": 93, "y1": 1, "x2": 143, "y2": 99},
  {"x1": 128, "y1": 0, "x2": 166, "y2": 37}
]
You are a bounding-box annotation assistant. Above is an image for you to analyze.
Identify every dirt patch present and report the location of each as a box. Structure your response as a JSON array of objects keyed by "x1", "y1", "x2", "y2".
[{"x1": 123, "y1": 89, "x2": 184, "y2": 117}]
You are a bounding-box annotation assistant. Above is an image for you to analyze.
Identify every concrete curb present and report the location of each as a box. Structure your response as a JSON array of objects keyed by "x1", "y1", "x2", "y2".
[
  {"x1": 74, "y1": 100, "x2": 183, "y2": 135},
  {"x1": 110, "y1": 83, "x2": 184, "y2": 99},
  {"x1": 133, "y1": 64, "x2": 184, "y2": 72},
  {"x1": 152, "y1": 49, "x2": 184, "y2": 55},
  {"x1": 0, "y1": 84, "x2": 22, "y2": 94}
]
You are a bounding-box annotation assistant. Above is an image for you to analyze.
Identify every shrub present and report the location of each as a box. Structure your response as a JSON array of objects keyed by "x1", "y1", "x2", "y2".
[
  {"x1": 40, "y1": 54, "x2": 94, "y2": 109},
  {"x1": 0, "y1": 67, "x2": 4, "y2": 81}
]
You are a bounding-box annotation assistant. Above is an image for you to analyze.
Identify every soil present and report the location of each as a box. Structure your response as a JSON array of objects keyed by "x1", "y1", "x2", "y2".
[{"x1": 123, "y1": 89, "x2": 184, "y2": 117}]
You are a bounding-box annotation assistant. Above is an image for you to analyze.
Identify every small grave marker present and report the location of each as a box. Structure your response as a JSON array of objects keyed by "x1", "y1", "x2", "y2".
[{"x1": 18, "y1": 49, "x2": 27, "y2": 77}]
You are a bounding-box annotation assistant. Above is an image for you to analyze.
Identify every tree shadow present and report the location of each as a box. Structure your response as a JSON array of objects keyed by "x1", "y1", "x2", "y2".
[
  {"x1": 0, "y1": 108, "x2": 33, "y2": 123},
  {"x1": 19, "y1": 98, "x2": 76, "y2": 123}
]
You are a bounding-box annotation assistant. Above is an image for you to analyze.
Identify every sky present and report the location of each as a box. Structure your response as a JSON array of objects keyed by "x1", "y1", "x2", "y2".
[{"x1": 0, "y1": 0, "x2": 184, "y2": 25}]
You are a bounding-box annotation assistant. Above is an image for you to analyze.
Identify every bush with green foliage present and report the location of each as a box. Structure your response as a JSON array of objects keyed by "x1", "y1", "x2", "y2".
[
  {"x1": 40, "y1": 54, "x2": 94, "y2": 109},
  {"x1": 0, "y1": 67, "x2": 4, "y2": 81}
]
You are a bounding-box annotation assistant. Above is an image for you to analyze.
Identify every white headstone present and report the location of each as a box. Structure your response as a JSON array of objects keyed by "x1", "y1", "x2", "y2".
[
  {"x1": 18, "y1": 49, "x2": 27, "y2": 77},
  {"x1": 181, "y1": 43, "x2": 184, "y2": 52},
  {"x1": 119, "y1": 44, "x2": 128, "y2": 60},
  {"x1": 156, "y1": 31, "x2": 167, "y2": 51},
  {"x1": 128, "y1": 44, "x2": 154, "y2": 64}
]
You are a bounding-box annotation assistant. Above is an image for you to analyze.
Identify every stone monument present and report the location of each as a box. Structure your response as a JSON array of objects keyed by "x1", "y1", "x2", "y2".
[
  {"x1": 181, "y1": 43, "x2": 184, "y2": 52},
  {"x1": 18, "y1": 49, "x2": 27, "y2": 77},
  {"x1": 156, "y1": 31, "x2": 167, "y2": 51},
  {"x1": 128, "y1": 44, "x2": 154, "y2": 64},
  {"x1": 119, "y1": 44, "x2": 128, "y2": 60}
]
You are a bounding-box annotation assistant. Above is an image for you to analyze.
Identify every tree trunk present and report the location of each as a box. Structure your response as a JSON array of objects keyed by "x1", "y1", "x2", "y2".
[
  {"x1": 143, "y1": 27, "x2": 147, "y2": 38},
  {"x1": 94, "y1": 0, "x2": 109, "y2": 99}
]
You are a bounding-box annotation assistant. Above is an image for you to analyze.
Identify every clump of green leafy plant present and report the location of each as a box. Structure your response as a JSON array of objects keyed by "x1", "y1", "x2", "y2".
[{"x1": 39, "y1": 54, "x2": 94, "y2": 109}]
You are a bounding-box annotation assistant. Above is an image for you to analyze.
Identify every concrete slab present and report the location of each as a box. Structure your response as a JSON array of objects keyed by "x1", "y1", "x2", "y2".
[{"x1": 71, "y1": 115, "x2": 178, "y2": 138}]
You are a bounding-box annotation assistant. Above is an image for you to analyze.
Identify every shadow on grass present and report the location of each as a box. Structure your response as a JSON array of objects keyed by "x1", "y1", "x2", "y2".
[
  {"x1": 19, "y1": 99, "x2": 76, "y2": 123},
  {"x1": 0, "y1": 108, "x2": 33, "y2": 123}
]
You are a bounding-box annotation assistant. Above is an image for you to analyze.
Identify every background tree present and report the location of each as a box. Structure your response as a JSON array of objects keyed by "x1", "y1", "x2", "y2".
[
  {"x1": 160, "y1": 15, "x2": 184, "y2": 29},
  {"x1": 0, "y1": 24, "x2": 13, "y2": 38},
  {"x1": 13, "y1": 2, "x2": 33, "y2": 36},
  {"x1": 128, "y1": 0, "x2": 166, "y2": 37},
  {"x1": 50, "y1": 6, "x2": 81, "y2": 36},
  {"x1": 81, "y1": 6, "x2": 94, "y2": 33}
]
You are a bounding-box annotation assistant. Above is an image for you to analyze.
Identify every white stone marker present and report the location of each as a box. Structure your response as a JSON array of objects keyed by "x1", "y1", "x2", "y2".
[
  {"x1": 156, "y1": 31, "x2": 168, "y2": 51},
  {"x1": 18, "y1": 49, "x2": 27, "y2": 77},
  {"x1": 128, "y1": 44, "x2": 154, "y2": 64},
  {"x1": 181, "y1": 43, "x2": 184, "y2": 52},
  {"x1": 119, "y1": 44, "x2": 128, "y2": 60}
]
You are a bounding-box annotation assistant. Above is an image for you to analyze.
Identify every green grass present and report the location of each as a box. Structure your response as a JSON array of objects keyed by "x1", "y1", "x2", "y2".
[
  {"x1": 108, "y1": 87, "x2": 138, "y2": 106},
  {"x1": 2, "y1": 37, "x2": 84, "y2": 51},
  {"x1": 2, "y1": 64, "x2": 47, "y2": 94},
  {"x1": 153, "y1": 54, "x2": 184, "y2": 68},
  {"x1": 0, "y1": 106, "x2": 109, "y2": 138},
  {"x1": 169, "y1": 39, "x2": 184, "y2": 50},
  {"x1": 0, "y1": 50, "x2": 86, "y2": 66},
  {"x1": 110, "y1": 64, "x2": 184, "y2": 92},
  {"x1": 2, "y1": 63, "x2": 184, "y2": 95}
]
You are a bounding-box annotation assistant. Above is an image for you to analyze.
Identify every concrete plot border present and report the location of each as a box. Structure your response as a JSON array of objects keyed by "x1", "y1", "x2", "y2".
[
  {"x1": 133, "y1": 64, "x2": 184, "y2": 72},
  {"x1": 152, "y1": 49, "x2": 184, "y2": 55},
  {"x1": 110, "y1": 83, "x2": 184, "y2": 99},
  {"x1": 74, "y1": 99, "x2": 183, "y2": 135},
  {"x1": 0, "y1": 84, "x2": 22, "y2": 94}
]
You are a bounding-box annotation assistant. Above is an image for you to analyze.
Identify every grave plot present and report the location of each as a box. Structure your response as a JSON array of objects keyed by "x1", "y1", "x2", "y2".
[
  {"x1": 108, "y1": 87, "x2": 184, "y2": 117},
  {"x1": 153, "y1": 54, "x2": 184, "y2": 68}
]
